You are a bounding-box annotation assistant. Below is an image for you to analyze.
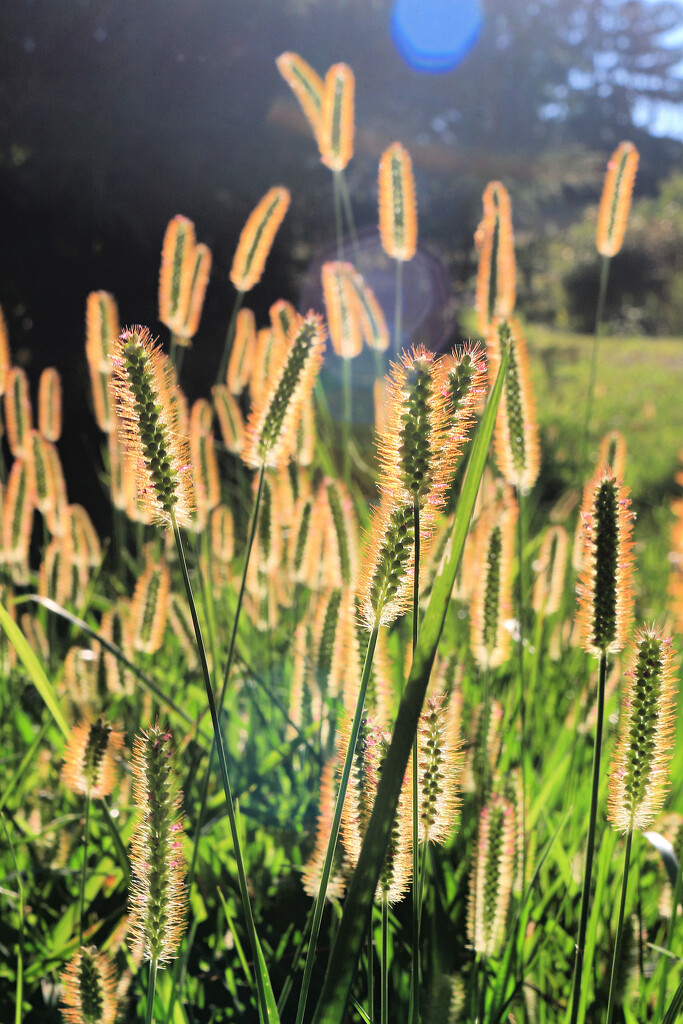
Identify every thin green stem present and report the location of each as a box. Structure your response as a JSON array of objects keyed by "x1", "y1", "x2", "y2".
[
  {"x1": 171, "y1": 514, "x2": 272, "y2": 1022},
  {"x1": 394, "y1": 258, "x2": 403, "y2": 355},
  {"x1": 606, "y1": 826, "x2": 634, "y2": 1024},
  {"x1": 217, "y1": 290, "x2": 245, "y2": 387},
  {"x1": 381, "y1": 895, "x2": 389, "y2": 1024},
  {"x1": 146, "y1": 956, "x2": 158, "y2": 1024},
  {"x1": 78, "y1": 792, "x2": 91, "y2": 947},
  {"x1": 338, "y1": 169, "x2": 361, "y2": 263},
  {"x1": 333, "y1": 169, "x2": 344, "y2": 260},
  {"x1": 581, "y1": 254, "x2": 610, "y2": 471},
  {"x1": 409, "y1": 499, "x2": 421, "y2": 1024},
  {"x1": 294, "y1": 619, "x2": 381, "y2": 1024},
  {"x1": 342, "y1": 355, "x2": 352, "y2": 486},
  {"x1": 568, "y1": 651, "x2": 607, "y2": 1024},
  {"x1": 657, "y1": 843, "x2": 683, "y2": 1019},
  {"x1": 516, "y1": 492, "x2": 527, "y2": 893}
]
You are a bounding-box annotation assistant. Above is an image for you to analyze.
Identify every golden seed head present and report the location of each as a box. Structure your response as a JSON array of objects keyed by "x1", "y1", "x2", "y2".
[
  {"x1": 110, "y1": 326, "x2": 195, "y2": 529},
  {"x1": 475, "y1": 181, "x2": 516, "y2": 335},
  {"x1": 61, "y1": 718, "x2": 124, "y2": 799},
  {"x1": 320, "y1": 63, "x2": 355, "y2": 171},
  {"x1": 608, "y1": 626, "x2": 678, "y2": 833},
  {"x1": 229, "y1": 186, "x2": 290, "y2": 293},
  {"x1": 596, "y1": 141, "x2": 639, "y2": 257},
  {"x1": 576, "y1": 467, "x2": 635, "y2": 656},
  {"x1": 378, "y1": 141, "x2": 418, "y2": 262},
  {"x1": 276, "y1": 51, "x2": 324, "y2": 146},
  {"x1": 60, "y1": 945, "x2": 118, "y2": 1024}
]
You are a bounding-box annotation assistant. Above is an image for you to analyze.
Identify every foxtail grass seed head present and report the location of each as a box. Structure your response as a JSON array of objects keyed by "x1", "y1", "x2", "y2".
[
  {"x1": 357, "y1": 500, "x2": 416, "y2": 629},
  {"x1": 60, "y1": 946, "x2": 118, "y2": 1024},
  {"x1": 38, "y1": 366, "x2": 62, "y2": 442},
  {"x1": 158, "y1": 215, "x2": 196, "y2": 334},
  {"x1": 5, "y1": 366, "x2": 33, "y2": 459},
  {"x1": 608, "y1": 627, "x2": 678, "y2": 833},
  {"x1": 576, "y1": 468, "x2": 635, "y2": 656},
  {"x1": 302, "y1": 756, "x2": 346, "y2": 901},
  {"x1": 276, "y1": 51, "x2": 324, "y2": 145},
  {"x1": 340, "y1": 263, "x2": 390, "y2": 352},
  {"x1": 596, "y1": 141, "x2": 639, "y2": 258},
  {"x1": 190, "y1": 403, "x2": 219, "y2": 519},
  {"x1": 229, "y1": 186, "x2": 290, "y2": 293},
  {"x1": 441, "y1": 341, "x2": 487, "y2": 463},
  {"x1": 532, "y1": 525, "x2": 569, "y2": 616},
  {"x1": 61, "y1": 718, "x2": 123, "y2": 799},
  {"x1": 4, "y1": 458, "x2": 34, "y2": 565},
  {"x1": 213, "y1": 384, "x2": 245, "y2": 454},
  {"x1": 467, "y1": 795, "x2": 516, "y2": 957},
  {"x1": 128, "y1": 555, "x2": 171, "y2": 655},
  {"x1": 242, "y1": 312, "x2": 326, "y2": 469},
  {"x1": 475, "y1": 181, "x2": 516, "y2": 335},
  {"x1": 110, "y1": 326, "x2": 194, "y2": 529},
  {"x1": 321, "y1": 261, "x2": 363, "y2": 359},
  {"x1": 322, "y1": 478, "x2": 358, "y2": 588},
  {"x1": 227, "y1": 307, "x2": 257, "y2": 394},
  {"x1": 598, "y1": 429, "x2": 627, "y2": 479},
  {"x1": 129, "y1": 724, "x2": 187, "y2": 966},
  {"x1": 211, "y1": 504, "x2": 235, "y2": 563},
  {"x1": 378, "y1": 141, "x2": 417, "y2": 261},
  {"x1": 418, "y1": 694, "x2": 463, "y2": 845},
  {"x1": 320, "y1": 63, "x2": 355, "y2": 171},
  {"x1": 490, "y1": 317, "x2": 540, "y2": 494},
  {"x1": 379, "y1": 346, "x2": 450, "y2": 512},
  {"x1": 86, "y1": 290, "x2": 120, "y2": 374},
  {"x1": 470, "y1": 491, "x2": 518, "y2": 670},
  {"x1": 374, "y1": 728, "x2": 413, "y2": 905}
]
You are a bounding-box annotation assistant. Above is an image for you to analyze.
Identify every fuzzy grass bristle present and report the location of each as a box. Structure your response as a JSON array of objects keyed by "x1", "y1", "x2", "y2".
[
  {"x1": 532, "y1": 525, "x2": 569, "y2": 616},
  {"x1": 229, "y1": 186, "x2": 290, "y2": 294},
  {"x1": 608, "y1": 626, "x2": 678, "y2": 833},
  {"x1": 340, "y1": 263, "x2": 390, "y2": 352},
  {"x1": 227, "y1": 307, "x2": 257, "y2": 395},
  {"x1": 276, "y1": 51, "x2": 324, "y2": 145},
  {"x1": 321, "y1": 261, "x2": 363, "y2": 359},
  {"x1": 242, "y1": 312, "x2": 326, "y2": 470},
  {"x1": 5, "y1": 366, "x2": 33, "y2": 459},
  {"x1": 357, "y1": 499, "x2": 417, "y2": 629},
  {"x1": 475, "y1": 181, "x2": 516, "y2": 335},
  {"x1": 378, "y1": 141, "x2": 417, "y2": 262},
  {"x1": 60, "y1": 945, "x2": 118, "y2": 1024},
  {"x1": 576, "y1": 467, "x2": 635, "y2": 656},
  {"x1": 110, "y1": 326, "x2": 195, "y2": 529},
  {"x1": 302, "y1": 756, "x2": 346, "y2": 901},
  {"x1": 61, "y1": 718, "x2": 123, "y2": 799},
  {"x1": 597, "y1": 141, "x2": 639, "y2": 258},
  {"x1": 417, "y1": 693, "x2": 463, "y2": 845},
  {"x1": 470, "y1": 489, "x2": 518, "y2": 670},
  {"x1": 129, "y1": 723, "x2": 187, "y2": 966},
  {"x1": 320, "y1": 63, "x2": 355, "y2": 171},
  {"x1": 38, "y1": 366, "x2": 62, "y2": 442},
  {"x1": 488, "y1": 316, "x2": 540, "y2": 494},
  {"x1": 378, "y1": 346, "x2": 450, "y2": 512},
  {"x1": 467, "y1": 795, "x2": 516, "y2": 957}
]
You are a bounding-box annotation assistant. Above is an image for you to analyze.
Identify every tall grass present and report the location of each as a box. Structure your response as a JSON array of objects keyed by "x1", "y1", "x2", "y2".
[{"x1": 0, "y1": 50, "x2": 681, "y2": 1024}]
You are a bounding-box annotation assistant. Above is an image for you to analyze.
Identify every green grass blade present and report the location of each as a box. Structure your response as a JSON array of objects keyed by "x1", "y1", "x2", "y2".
[
  {"x1": 0, "y1": 599, "x2": 69, "y2": 738},
  {"x1": 662, "y1": 974, "x2": 683, "y2": 1024},
  {"x1": 311, "y1": 343, "x2": 511, "y2": 1024}
]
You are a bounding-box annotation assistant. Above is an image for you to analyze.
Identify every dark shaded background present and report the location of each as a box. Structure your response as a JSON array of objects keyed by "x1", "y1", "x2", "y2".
[{"x1": 1, "y1": 0, "x2": 681, "y2": 519}]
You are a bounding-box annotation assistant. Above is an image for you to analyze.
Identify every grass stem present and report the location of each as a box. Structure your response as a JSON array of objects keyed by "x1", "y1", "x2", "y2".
[
  {"x1": 581, "y1": 254, "x2": 610, "y2": 471},
  {"x1": 78, "y1": 792, "x2": 91, "y2": 947},
  {"x1": 568, "y1": 651, "x2": 607, "y2": 1024},
  {"x1": 606, "y1": 826, "x2": 634, "y2": 1024}
]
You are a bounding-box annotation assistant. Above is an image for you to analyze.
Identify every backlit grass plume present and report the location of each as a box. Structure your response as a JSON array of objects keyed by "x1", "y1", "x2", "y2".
[
  {"x1": 226, "y1": 307, "x2": 257, "y2": 394},
  {"x1": 322, "y1": 260, "x2": 363, "y2": 359},
  {"x1": 576, "y1": 467, "x2": 635, "y2": 657},
  {"x1": 470, "y1": 489, "x2": 518, "y2": 670},
  {"x1": 60, "y1": 946, "x2": 118, "y2": 1024},
  {"x1": 129, "y1": 724, "x2": 187, "y2": 967},
  {"x1": 417, "y1": 693, "x2": 463, "y2": 845},
  {"x1": 276, "y1": 51, "x2": 324, "y2": 148},
  {"x1": 608, "y1": 626, "x2": 677, "y2": 833},
  {"x1": 467, "y1": 795, "x2": 516, "y2": 958},
  {"x1": 532, "y1": 525, "x2": 569, "y2": 617},
  {"x1": 475, "y1": 181, "x2": 516, "y2": 335},
  {"x1": 229, "y1": 186, "x2": 290, "y2": 294},
  {"x1": 242, "y1": 311, "x2": 326, "y2": 470},
  {"x1": 320, "y1": 63, "x2": 355, "y2": 172},
  {"x1": 61, "y1": 718, "x2": 123, "y2": 799},
  {"x1": 158, "y1": 214, "x2": 212, "y2": 347},
  {"x1": 488, "y1": 316, "x2": 540, "y2": 495},
  {"x1": 596, "y1": 141, "x2": 639, "y2": 258},
  {"x1": 378, "y1": 142, "x2": 417, "y2": 262},
  {"x1": 38, "y1": 366, "x2": 62, "y2": 442},
  {"x1": 109, "y1": 326, "x2": 194, "y2": 529}
]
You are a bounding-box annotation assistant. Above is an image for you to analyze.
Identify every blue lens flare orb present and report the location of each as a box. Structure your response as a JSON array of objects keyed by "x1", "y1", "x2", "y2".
[{"x1": 391, "y1": 0, "x2": 483, "y2": 73}]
